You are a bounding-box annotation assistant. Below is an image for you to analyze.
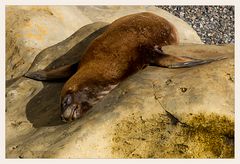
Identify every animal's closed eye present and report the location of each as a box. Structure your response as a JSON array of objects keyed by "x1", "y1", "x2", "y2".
[{"x1": 62, "y1": 94, "x2": 73, "y2": 108}]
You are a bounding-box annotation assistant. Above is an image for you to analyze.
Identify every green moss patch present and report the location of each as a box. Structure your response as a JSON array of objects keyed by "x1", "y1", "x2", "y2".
[{"x1": 111, "y1": 113, "x2": 234, "y2": 158}]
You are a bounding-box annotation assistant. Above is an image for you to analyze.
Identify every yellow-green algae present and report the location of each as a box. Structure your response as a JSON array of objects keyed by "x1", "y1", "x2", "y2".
[{"x1": 111, "y1": 113, "x2": 234, "y2": 158}]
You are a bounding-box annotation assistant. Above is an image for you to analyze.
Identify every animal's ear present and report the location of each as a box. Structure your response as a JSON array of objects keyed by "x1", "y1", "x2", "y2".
[
  {"x1": 150, "y1": 46, "x2": 227, "y2": 68},
  {"x1": 24, "y1": 62, "x2": 79, "y2": 81}
]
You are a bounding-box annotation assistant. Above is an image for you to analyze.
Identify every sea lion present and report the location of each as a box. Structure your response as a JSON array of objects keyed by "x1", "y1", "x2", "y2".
[{"x1": 25, "y1": 12, "x2": 226, "y2": 122}]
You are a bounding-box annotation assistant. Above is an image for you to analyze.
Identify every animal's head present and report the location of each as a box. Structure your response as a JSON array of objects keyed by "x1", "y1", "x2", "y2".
[
  {"x1": 60, "y1": 81, "x2": 117, "y2": 122},
  {"x1": 60, "y1": 86, "x2": 95, "y2": 122}
]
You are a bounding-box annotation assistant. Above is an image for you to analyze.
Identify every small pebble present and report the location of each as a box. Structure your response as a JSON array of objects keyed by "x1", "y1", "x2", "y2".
[
  {"x1": 180, "y1": 87, "x2": 187, "y2": 93},
  {"x1": 157, "y1": 6, "x2": 234, "y2": 45}
]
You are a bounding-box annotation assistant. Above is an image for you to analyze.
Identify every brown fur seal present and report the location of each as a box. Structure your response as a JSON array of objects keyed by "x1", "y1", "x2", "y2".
[{"x1": 25, "y1": 12, "x2": 226, "y2": 122}]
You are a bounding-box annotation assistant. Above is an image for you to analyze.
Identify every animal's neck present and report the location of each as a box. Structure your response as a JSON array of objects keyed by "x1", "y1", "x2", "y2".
[{"x1": 60, "y1": 66, "x2": 102, "y2": 96}]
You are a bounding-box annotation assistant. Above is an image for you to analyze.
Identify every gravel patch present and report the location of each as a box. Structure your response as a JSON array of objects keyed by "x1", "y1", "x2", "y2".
[{"x1": 157, "y1": 6, "x2": 234, "y2": 45}]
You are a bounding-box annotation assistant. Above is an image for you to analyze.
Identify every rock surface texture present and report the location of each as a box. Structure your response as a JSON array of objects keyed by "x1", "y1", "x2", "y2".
[
  {"x1": 6, "y1": 6, "x2": 234, "y2": 158},
  {"x1": 6, "y1": 6, "x2": 92, "y2": 80}
]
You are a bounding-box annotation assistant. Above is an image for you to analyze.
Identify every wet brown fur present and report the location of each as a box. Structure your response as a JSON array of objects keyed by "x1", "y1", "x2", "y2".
[{"x1": 61, "y1": 12, "x2": 179, "y2": 98}]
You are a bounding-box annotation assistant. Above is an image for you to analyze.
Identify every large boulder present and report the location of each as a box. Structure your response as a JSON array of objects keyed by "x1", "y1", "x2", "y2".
[{"x1": 6, "y1": 44, "x2": 234, "y2": 158}]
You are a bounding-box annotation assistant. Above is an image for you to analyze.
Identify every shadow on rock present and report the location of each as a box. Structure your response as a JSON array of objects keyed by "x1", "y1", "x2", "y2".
[
  {"x1": 25, "y1": 81, "x2": 66, "y2": 128},
  {"x1": 6, "y1": 76, "x2": 21, "y2": 88},
  {"x1": 24, "y1": 23, "x2": 109, "y2": 128}
]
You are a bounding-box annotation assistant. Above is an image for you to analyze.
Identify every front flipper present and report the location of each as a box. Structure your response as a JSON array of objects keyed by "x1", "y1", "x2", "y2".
[
  {"x1": 24, "y1": 62, "x2": 79, "y2": 81},
  {"x1": 150, "y1": 46, "x2": 227, "y2": 68}
]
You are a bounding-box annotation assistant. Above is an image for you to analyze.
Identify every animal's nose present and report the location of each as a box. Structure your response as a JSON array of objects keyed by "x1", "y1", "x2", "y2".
[{"x1": 60, "y1": 114, "x2": 69, "y2": 122}]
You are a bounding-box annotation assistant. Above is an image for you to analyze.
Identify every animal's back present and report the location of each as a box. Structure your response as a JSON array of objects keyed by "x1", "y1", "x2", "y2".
[{"x1": 78, "y1": 12, "x2": 179, "y2": 82}]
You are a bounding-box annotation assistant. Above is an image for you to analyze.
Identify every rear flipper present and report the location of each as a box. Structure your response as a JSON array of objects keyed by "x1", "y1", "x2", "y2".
[
  {"x1": 166, "y1": 56, "x2": 227, "y2": 68},
  {"x1": 150, "y1": 46, "x2": 227, "y2": 68},
  {"x1": 24, "y1": 63, "x2": 79, "y2": 81}
]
